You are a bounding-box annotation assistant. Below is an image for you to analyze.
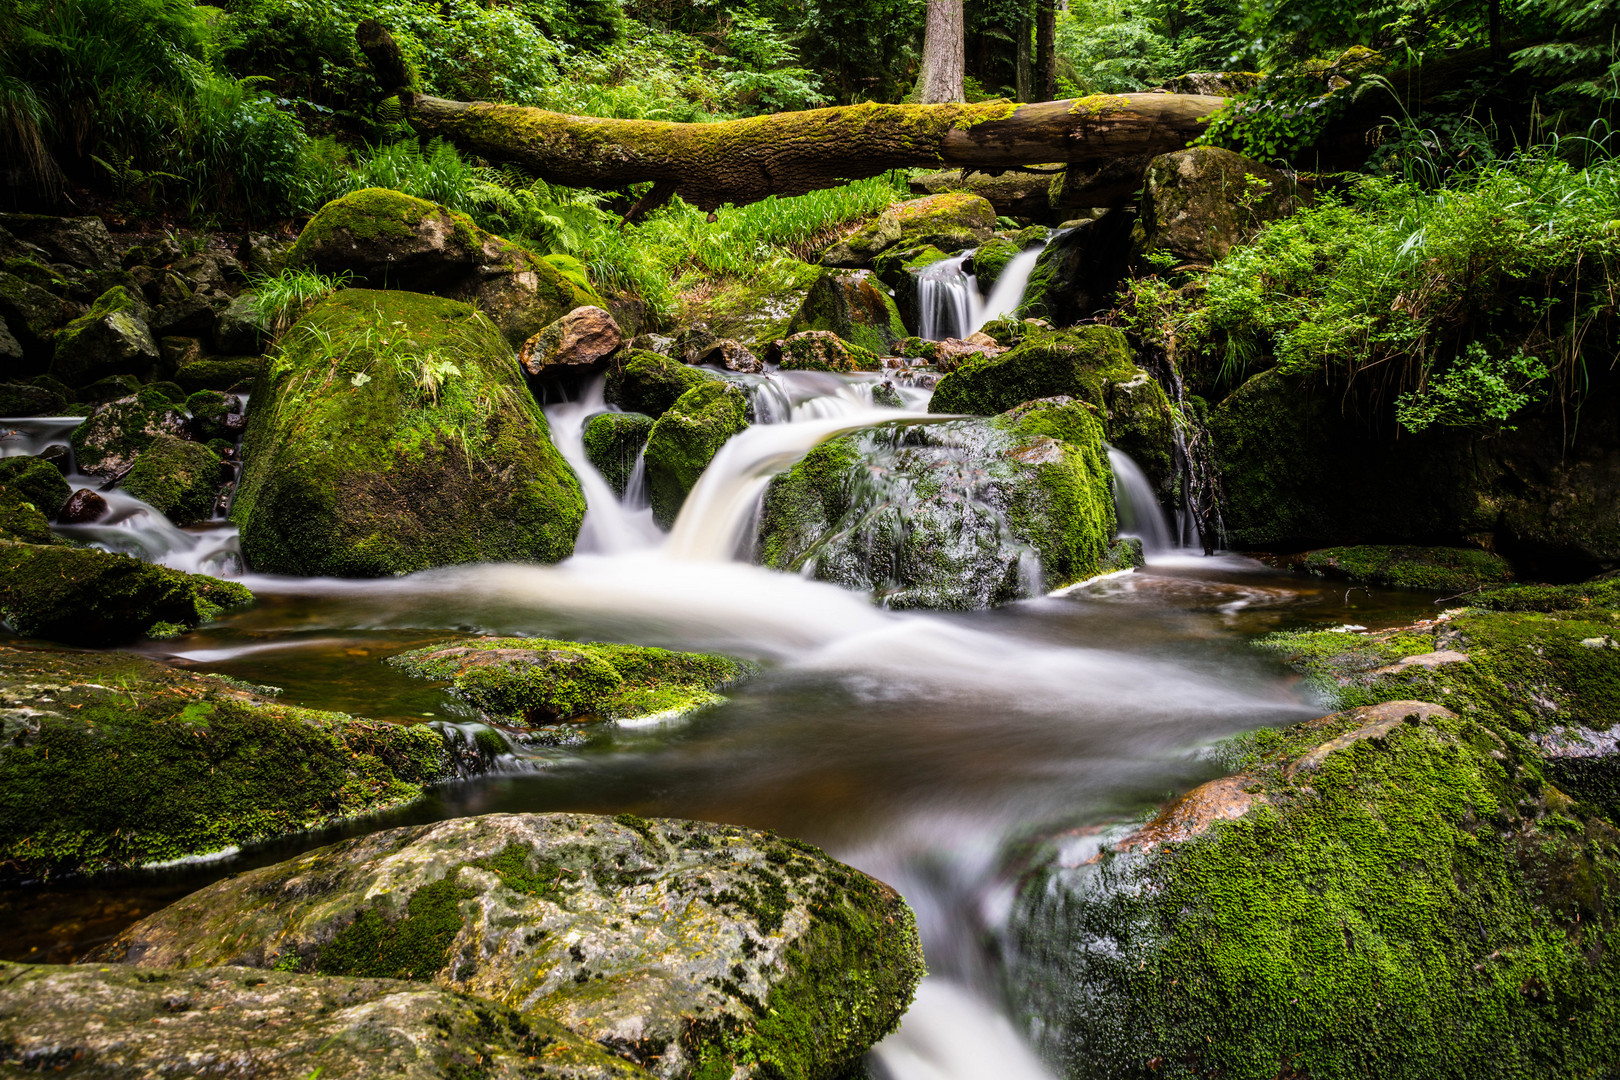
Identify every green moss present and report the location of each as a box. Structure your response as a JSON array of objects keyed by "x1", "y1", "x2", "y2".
[
  {"x1": 1302, "y1": 545, "x2": 1514, "y2": 592},
  {"x1": 604, "y1": 350, "x2": 720, "y2": 418},
  {"x1": 48, "y1": 285, "x2": 155, "y2": 387},
  {"x1": 0, "y1": 455, "x2": 69, "y2": 519},
  {"x1": 0, "y1": 381, "x2": 67, "y2": 417},
  {"x1": 1472, "y1": 578, "x2": 1620, "y2": 613},
  {"x1": 582, "y1": 411, "x2": 654, "y2": 497},
  {"x1": 0, "y1": 646, "x2": 451, "y2": 880},
  {"x1": 778, "y1": 331, "x2": 882, "y2": 372},
  {"x1": 229, "y1": 289, "x2": 584, "y2": 577},
  {"x1": 175, "y1": 357, "x2": 264, "y2": 393},
  {"x1": 317, "y1": 875, "x2": 476, "y2": 980},
  {"x1": 0, "y1": 543, "x2": 252, "y2": 646},
  {"x1": 121, "y1": 434, "x2": 220, "y2": 526},
  {"x1": 388, "y1": 635, "x2": 752, "y2": 725},
  {"x1": 788, "y1": 270, "x2": 908, "y2": 355},
  {"x1": 643, "y1": 381, "x2": 750, "y2": 528}
]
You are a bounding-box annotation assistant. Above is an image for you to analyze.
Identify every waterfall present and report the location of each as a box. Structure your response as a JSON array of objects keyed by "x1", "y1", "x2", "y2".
[
  {"x1": 1107, "y1": 447, "x2": 1174, "y2": 553},
  {"x1": 541, "y1": 377, "x2": 662, "y2": 555},
  {"x1": 914, "y1": 241, "x2": 1048, "y2": 341},
  {"x1": 973, "y1": 244, "x2": 1045, "y2": 332}
]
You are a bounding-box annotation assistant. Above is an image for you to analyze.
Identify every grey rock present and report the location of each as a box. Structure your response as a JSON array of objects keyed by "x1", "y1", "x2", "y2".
[
  {"x1": 49, "y1": 285, "x2": 159, "y2": 386},
  {"x1": 0, "y1": 213, "x2": 117, "y2": 271},
  {"x1": 213, "y1": 292, "x2": 268, "y2": 354}
]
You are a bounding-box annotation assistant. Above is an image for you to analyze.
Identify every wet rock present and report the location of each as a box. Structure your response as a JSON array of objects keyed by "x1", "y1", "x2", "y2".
[
  {"x1": 821, "y1": 193, "x2": 997, "y2": 268},
  {"x1": 1005, "y1": 698, "x2": 1620, "y2": 1079},
  {"x1": 176, "y1": 355, "x2": 262, "y2": 392},
  {"x1": 121, "y1": 434, "x2": 222, "y2": 526},
  {"x1": 0, "y1": 270, "x2": 71, "y2": 360},
  {"x1": 583, "y1": 411, "x2": 655, "y2": 497},
  {"x1": 1301, "y1": 544, "x2": 1514, "y2": 592},
  {"x1": 519, "y1": 306, "x2": 624, "y2": 380},
  {"x1": 872, "y1": 380, "x2": 904, "y2": 408},
  {"x1": 231, "y1": 289, "x2": 583, "y2": 576},
  {"x1": 57, "y1": 487, "x2": 108, "y2": 523},
  {"x1": 1135, "y1": 146, "x2": 1310, "y2": 267},
  {"x1": 102, "y1": 812, "x2": 924, "y2": 1080},
  {"x1": 34, "y1": 443, "x2": 71, "y2": 473},
  {"x1": 390, "y1": 637, "x2": 752, "y2": 726},
  {"x1": 759, "y1": 397, "x2": 1117, "y2": 607},
  {"x1": 70, "y1": 388, "x2": 188, "y2": 477},
  {"x1": 776, "y1": 330, "x2": 882, "y2": 373},
  {"x1": 49, "y1": 285, "x2": 159, "y2": 386},
  {"x1": 287, "y1": 189, "x2": 600, "y2": 346},
  {"x1": 0, "y1": 960, "x2": 648, "y2": 1079},
  {"x1": 212, "y1": 291, "x2": 269, "y2": 354},
  {"x1": 644, "y1": 381, "x2": 750, "y2": 528},
  {"x1": 604, "y1": 350, "x2": 722, "y2": 419},
  {"x1": 185, "y1": 388, "x2": 242, "y2": 442},
  {"x1": 788, "y1": 268, "x2": 908, "y2": 355},
  {"x1": 0, "y1": 380, "x2": 65, "y2": 417},
  {"x1": 691, "y1": 338, "x2": 762, "y2": 373},
  {"x1": 0, "y1": 213, "x2": 117, "y2": 271},
  {"x1": 0, "y1": 456, "x2": 71, "y2": 544},
  {"x1": 907, "y1": 168, "x2": 1062, "y2": 221},
  {"x1": 1016, "y1": 210, "x2": 1133, "y2": 324}
]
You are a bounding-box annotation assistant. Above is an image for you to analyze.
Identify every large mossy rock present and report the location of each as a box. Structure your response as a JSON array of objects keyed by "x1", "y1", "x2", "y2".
[
  {"x1": 786, "y1": 269, "x2": 908, "y2": 355},
  {"x1": 389, "y1": 636, "x2": 753, "y2": 726},
  {"x1": 101, "y1": 813, "x2": 925, "y2": 1080},
  {"x1": 1211, "y1": 366, "x2": 1620, "y2": 573},
  {"x1": 1135, "y1": 146, "x2": 1309, "y2": 267},
  {"x1": 1007, "y1": 699, "x2": 1620, "y2": 1079},
  {"x1": 0, "y1": 961, "x2": 649, "y2": 1079},
  {"x1": 1300, "y1": 544, "x2": 1514, "y2": 592},
  {"x1": 777, "y1": 330, "x2": 882, "y2": 373},
  {"x1": 931, "y1": 327, "x2": 1175, "y2": 491},
  {"x1": 1016, "y1": 211, "x2": 1133, "y2": 325},
  {"x1": 584, "y1": 411, "x2": 655, "y2": 496},
  {"x1": 70, "y1": 387, "x2": 189, "y2": 477},
  {"x1": 644, "y1": 381, "x2": 750, "y2": 528},
  {"x1": 0, "y1": 646, "x2": 458, "y2": 881},
  {"x1": 286, "y1": 189, "x2": 602, "y2": 346},
  {"x1": 231, "y1": 289, "x2": 584, "y2": 577},
  {"x1": 0, "y1": 455, "x2": 70, "y2": 544},
  {"x1": 759, "y1": 398, "x2": 1116, "y2": 607},
  {"x1": 0, "y1": 543, "x2": 251, "y2": 646},
  {"x1": 821, "y1": 193, "x2": 997, "y2": 268},
  {"x1": 0, "y1": 379, "x2": 67, "y2": 417},
  {"x1": 48, "y1": 284, "x2": 159, "y2": 387},
  {"x1": 604, "y1": 350, "x2": 721, "y2": 419},
  {"x1": 120, "y1": 433, "x2": 222, "y2": 526},
  {"x1": 0, "y1": 269, "x2": 69, "y2": 364}
]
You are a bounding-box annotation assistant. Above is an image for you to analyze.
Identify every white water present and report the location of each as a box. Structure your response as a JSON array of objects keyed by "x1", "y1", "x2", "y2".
[
  {"x1": 1108, "y1": 446, "x2": 1174, "y2": 553},
  {"x1": 915, "y1": 242, "x2": 1047, "y2": 341},
  {"x1": 541, "y1": 380, "x2": 662, "y2": 554}
]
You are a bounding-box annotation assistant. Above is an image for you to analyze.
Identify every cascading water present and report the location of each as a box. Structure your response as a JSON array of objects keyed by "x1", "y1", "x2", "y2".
[
  {"x1": 975, "y1": 244, "x2": 1045, "y2": 330},
  {"x1": 915, "y1": 241, "x2": 1048, "y2": 341},
  {"x1": 541, "y1": 379, "x2": 662, "y2": 554},
  {"x1": 1107, "y1": 446, "x2": 1174, "y2": 553}
]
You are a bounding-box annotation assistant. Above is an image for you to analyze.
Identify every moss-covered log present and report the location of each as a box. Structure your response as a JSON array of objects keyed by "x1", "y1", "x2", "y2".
[{"x1": 359, "y1": 22, "x2": 1222, "y2": 212}]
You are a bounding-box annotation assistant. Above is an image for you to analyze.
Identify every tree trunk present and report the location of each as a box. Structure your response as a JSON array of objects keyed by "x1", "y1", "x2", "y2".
[
  {"x1": 1034, "y1": 0, "x2": 1057, "y2": 102},
  {"x1": 917, "y1": 0, "x2": 966, "y2": 104},
  {"x1": 1015, "y1": 16, "x2": 1033, "y2": 102}
]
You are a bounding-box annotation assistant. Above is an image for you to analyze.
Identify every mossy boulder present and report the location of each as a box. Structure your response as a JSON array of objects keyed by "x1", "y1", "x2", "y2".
[
  {"x1": 872, "y1": 244, "x2": 951, "y2": 334},
  {"x1": 0, "y1": 543, "x2": 250, "y2": 645},
  {"x1": 48, "y1": 285, "x2": 159, "y2": 386},
  {"x1": 1301, "y1": 545, "x2": 1514, "y2": 592},
  {"x1": 1135, "y1": 146, "x2": 1310, "y2": 267},
  {"x1": 1016, "y1": 211, "x2": 1133, "y2": 325},
  {"x1": 80, "y1": 373, "x2": 141, "y2": 403},
  {"x1": 1007, "y1": 699, "x2": 1620, "y2": 1080},
  {"x1": 583, "y1": 411, "x2": 654, "y2": 497},
  {"x1": 175, "y1": 355, "x2": 262, "y2": 393},
  {"x1": 604, "y1": 350, "x2": 722, "y2": 418},
  {"x1": 777, "y1": 330, "x2": 882, "y2": 373},
  {"x1": 644, "y1": 381, "x2": 750, "y2": 528},
  {"x1": 0, "y1": 380, "x2": 66, "y2": 416},
  {"x1": 390, "y1": 636, "x2": 752, "y2": 726},
  {"x1": 287, "y1": 189, "x2": 601, "y2": 346},
  {"x1": 786, "y1": 269, "x2": 907, "y2": 356},
  {"x1": 101, "y1": 812, "x2": 924, "y2": 1080},
  {"x1": 121, "y1": 433, "x2": 222, "y2": 526},
  {"x1": 758, "y1": 397, "x2": 1116, "y2": 607},
  {"x1": 231, "y1": 289, "x2": 584, "y2": 577},
  {"x1": 0, "y1": 646, "x2": 459, "y2": 881},
  {"x1": 0, "y1": 456, "x2": 70, "y2": 544},
  {"x1": 0, "y1": 270, "x2": 70, "y2": 359},
  {"x1": 931, "y1": 327, "x2": 1175, "y2": 490},
  {"x1": 908, "y1": 168, "x2": 1061, "y2": 221},
  {"x1": 821, "y1": 193, "x2": 996, "y2": 268},
  {"x1": 70, "y1": 387, "x2": 189, "y2": 477},
  {"x1": 0, "y1": 960, "x2": 648, "y2": 1079}
]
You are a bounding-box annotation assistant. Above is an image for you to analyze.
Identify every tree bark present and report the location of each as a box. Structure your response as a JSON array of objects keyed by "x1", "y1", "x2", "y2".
[
  {"x1": 917, "y1": 0, "x2": 966, "y2": 104},
  {"x1": 1034, "y1": 0, "x2": 1057, "y2": 102}
]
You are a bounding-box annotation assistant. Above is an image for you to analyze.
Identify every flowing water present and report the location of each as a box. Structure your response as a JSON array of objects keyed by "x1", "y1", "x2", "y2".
[
  {"x1": 0, "y1": 379, "x2": 1446, "y2": 1077},
  {"x1": 915, "y1": 242, "x2": 1048, "y2": 341}
]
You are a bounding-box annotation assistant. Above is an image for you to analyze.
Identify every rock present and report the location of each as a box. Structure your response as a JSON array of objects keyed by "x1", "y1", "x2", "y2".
[
  {"x1": 931, "y1": 327, "x2": 1175, "y2": 489},
  {"x1": 1052, "y1": 154, "x2": 1156, "y2": 211},
  {"x1": 0, "y1": 213, "x2": 117, "y2": 270},
  {"x1": 185, "y1": 388, "x2": 242, "y2": 442},
  {"x1": 148, "y1": 270, "x2": 217, "y2": 337},
  {"x1": 1301, "y1": 545, "x2": 1514, "y2": 592},
  {"x1": 583, "y1": 411, "x2": 655, "y2": 497},
  {"x1": 759, "y1": 397, "x2": 1117, "y2": 607},
  {"x1": 1160, "y1": 70, "x2": 1264, "y2": 95},
  {"x1": 0, "y1": 543, "x2": 250, "y2": 647},
  {"x1": 787, "y1": 269, "x2": 907, "y2": 355},
  {"x1": 907, "y1": 168, "x2": 1062, "y2": 221},
  {"x1": 0, "y1": 270, "x2": 70, "y2": 361},
  {"x1": 34, "y1": 443, "x2": 71, "y2": 473},
  {"x1": 389, "y1": 637, "x2": 752, "y2": 726},
  {"x1": 1135, "y1": 146, "x2": 1309, "y2": 267},
  {"x1": 212, "y1": 291, "x2": 269, "y2": 354},
  {"x1": 231, "y1": 289, "x2": 584, "y2": 576},
  {"x1": 176, "y1": 355, "x2": 262, "y2": 392},
  {"x1": 1004, "y1": 696, "x2": 1620, "y2": 1079},
  {"x1": 691, "y1": 338, "x2": 762, "y2": 373},
  {"x1": 121, "y1": 434, "x2": 222, "y2": 526},
  {"x1": 872, "y1": 380, "x2": 904, "y2": 408},
  {"x1": 604, "y1": 350, "x2": 722, "y2": 419},
  {"x1": 48, "y1": 285, "x2": 159, "y2": 386},
  {"x1": 158, "y1": 333, "x2": 206, "y2": 373},
  {"x1": 644, "y1": 381, "x2": 750, "y2": 528},
  {"x1": 1015, "y1": 211, "x2": 1134, "y2": 324},
  {"x1": 821, "y1": 194, "x2": 997, "y2": 268},
  {"x1": 0, "y1": 456, "x2": 71, "y2": 544},
  {"x1": 872, "y1": 244, "x2": 951, "y2": 334},
  {"x1": 57, "y1": 487, "x2": 107, "y2": 523},
  {"x1": 0, "y1": 380, "x2": 65, "y2": 416},
  {"x1": 238, "y1": 230, "x2": 292, "y2": 277},
  {"x1": 518, "y1": 305, "x2": 624, "y2": 379},
  {"x1": 70, "y1": 388, "x2": 188, "y2": 477},
  {"x1": 0, "y1": 645, "x2": 474, "y2": 881},
  {"x1": 0, "y1": 960, "x2": 648, "y2": 1079},
  {"x1": 776, "y1": 330, "x2": 882, "y2": 373},
  {"x1": 79, "y1": 372, "x2": 141, "y2": 402},
  {"x1": 102, "y1": 812, "x2": 924, "y2": 1080},
  {"x1": 287, "y1": 189, "x2": 600, "y2": 346},
  {"x1": 0, "y1": 315, "x2": 20, "y2": 366}
]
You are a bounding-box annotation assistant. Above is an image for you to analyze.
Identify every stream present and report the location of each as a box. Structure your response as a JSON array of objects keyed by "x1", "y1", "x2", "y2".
[{"x1": 0, "y1": 367, "x2": 1444, "y2": 1078}]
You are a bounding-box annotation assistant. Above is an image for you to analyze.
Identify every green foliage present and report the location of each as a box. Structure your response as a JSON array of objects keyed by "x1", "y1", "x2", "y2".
[{"x1": 245, "y1": 267, "x2": 353, "y2": 335}]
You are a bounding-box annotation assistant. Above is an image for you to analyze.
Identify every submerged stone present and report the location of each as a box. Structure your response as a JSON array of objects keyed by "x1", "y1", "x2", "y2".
[
  {"x1": 643, "y1": 380, "x2": 750, "y2": 528},
  {"x1": 230, "y1": 289, "x2": 584, "y2": 577},
  {"x1": 389, "y1": 636, "x2": 752, "y2": 726},
  {"x1": 101, "y1": 812, "x2": 924, "y2": 1080},
  {"x1": 583, "y1": 411, "x2": 654, "y2": 498}
]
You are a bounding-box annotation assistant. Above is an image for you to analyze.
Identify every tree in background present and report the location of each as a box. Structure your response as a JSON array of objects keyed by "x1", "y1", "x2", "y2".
[{"x1": 917, "y1": 0, "x2": 966, "y2": 102}]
